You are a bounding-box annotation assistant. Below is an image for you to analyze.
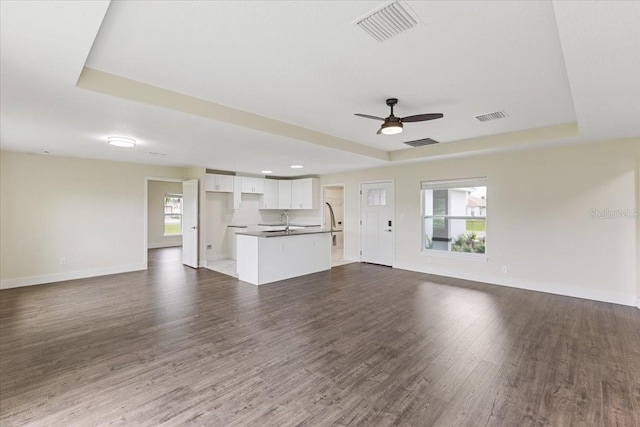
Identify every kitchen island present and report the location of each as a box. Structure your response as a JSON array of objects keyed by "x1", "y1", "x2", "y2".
[{"x1": 236, "y1": 229, "x2": 332, "y2": 286}]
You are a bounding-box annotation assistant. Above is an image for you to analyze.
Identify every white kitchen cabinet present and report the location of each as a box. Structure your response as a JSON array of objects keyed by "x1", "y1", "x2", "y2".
[
  {"x1": 291, "y1": 178, "x2": 319, "y2": 209},
  {"x1": 241, "y1": 177, "x2": 264, "y2": 194},
  {"x1": 236, "y1": 232, "x2": 331, "y2": 285},
  {"x1": 231, "y1": 176, "x2": 242, "y2": 209},
  {"x1": 261, "y1": 179, "x2": 279, "y2": 209},
  {"x1": 227, "y1": 226, "x2": 247, "y2": 260},
  {"x1": 278, "y1": 180, "x2": 292, "y2": 209},
  {"x1": 205, "y1": 173, "x2": 234, "y2": 192}
]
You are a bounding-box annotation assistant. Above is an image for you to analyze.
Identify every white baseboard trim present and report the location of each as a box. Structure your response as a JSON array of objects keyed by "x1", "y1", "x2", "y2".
[
  {"x1": 0, "y1": 263, "x2": 146, "y2": 290},
  {"x1": 207, "y1": 254, "x2": 229, "y2": 262},
  {"x1": 637, "y1": 297, "x2": 640, "y2": 309},
  {"x1": 393, "y1": 262, "x2": 638, "y2": 308},
  {"x1": 148, "y1": 242, "x2": 182, "y2": 249}
]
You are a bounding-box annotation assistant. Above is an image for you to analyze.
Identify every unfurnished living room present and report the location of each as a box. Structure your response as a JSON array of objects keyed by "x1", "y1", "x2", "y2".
[{"x1": 0, "y1": 1, "x2": 639, "y2": 426}]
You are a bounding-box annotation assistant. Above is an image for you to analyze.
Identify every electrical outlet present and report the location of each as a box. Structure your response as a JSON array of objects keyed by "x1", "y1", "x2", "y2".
[
  {"x1": 501, "y1": 266, "x2": 508, "y2": 274},
  {"x1": 60, "y1": 257, "x2": 67, "y2": 265}
]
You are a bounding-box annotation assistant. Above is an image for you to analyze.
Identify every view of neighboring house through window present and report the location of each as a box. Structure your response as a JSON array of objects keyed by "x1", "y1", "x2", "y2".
[
  {"x1": 164, "y1": 194, "x2": 182, "y2": 236},
  {"x1": 422, "y1": 177, "x2": 486, "y2": 254}
]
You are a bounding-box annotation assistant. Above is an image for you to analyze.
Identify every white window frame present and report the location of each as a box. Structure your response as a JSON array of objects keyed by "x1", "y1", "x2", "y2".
[
  {"x1": 163, "y1": 193, "x2": 183, "y2": 236},
  {"x1": 421, "y1": 177, "x2": 487, "y2": 260}
]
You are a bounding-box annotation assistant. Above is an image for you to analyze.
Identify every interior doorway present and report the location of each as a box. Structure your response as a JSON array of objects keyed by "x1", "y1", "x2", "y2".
[
  {"x1": 323, "y1": 184, "x2": 348, "y2": 267},
  {"x1": 144, "y1": 177, "x2": 185, "y2": 269}
]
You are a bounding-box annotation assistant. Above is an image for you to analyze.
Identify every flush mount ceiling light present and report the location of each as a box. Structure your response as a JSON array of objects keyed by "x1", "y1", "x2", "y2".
[
  {"x1": 107, "y1": 136, "x2": 136, "y2": 148},
  {"x1": 290, "y1": 164, "x2": 304, "y2": 169},
  {"x1": 261, "y1": 170, "x2": 273, "y2": 174}
]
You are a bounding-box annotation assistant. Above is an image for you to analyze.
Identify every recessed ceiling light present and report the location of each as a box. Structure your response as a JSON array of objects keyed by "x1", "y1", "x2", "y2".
[
  {"x1": 107, "y1": 136, "x2": 136, "y2": 148},
  {"x1": 261, "y1": 170, "x2": 273, "y2": 174},
  {"x1": 290, "y1": 164, "x2": 304, "y2": 169}
]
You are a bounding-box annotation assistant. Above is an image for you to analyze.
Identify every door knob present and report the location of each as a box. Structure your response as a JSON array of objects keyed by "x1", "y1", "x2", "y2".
[{"x1": 191, "y1": 226, "x2": 198, "y2": 230}]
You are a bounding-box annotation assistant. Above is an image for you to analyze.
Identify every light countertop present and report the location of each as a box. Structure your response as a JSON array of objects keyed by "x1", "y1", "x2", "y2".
[
  {"x1": 236, "y1": 229, "x2": 340, "y2": 238},
  {"x1": 257, "y1": 222, "x2": 321, "y2": 227}
]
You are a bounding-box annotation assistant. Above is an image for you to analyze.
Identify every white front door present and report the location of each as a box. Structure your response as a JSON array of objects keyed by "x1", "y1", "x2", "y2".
[
  {"x1": 360, "y1": 181, "x2": 394, "y2": 266},
  {"x1": 182, "y1": 179, "x2": 199, "y2": 268}
]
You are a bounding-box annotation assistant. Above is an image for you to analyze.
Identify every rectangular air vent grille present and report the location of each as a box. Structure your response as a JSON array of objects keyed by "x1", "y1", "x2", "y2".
[
  {"x1": 355, "y1": 1, "x2": 420, "y2": 43},
  {"x1": 475, "y1": 110, "x2": 508, "y2": 122},
  {"x1": 404, "y1": 138, "x2": 439, "y2": 148}
]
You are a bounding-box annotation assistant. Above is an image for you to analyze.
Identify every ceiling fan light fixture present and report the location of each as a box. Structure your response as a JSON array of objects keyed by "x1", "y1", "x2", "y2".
[
  {"x1": 355, "y1": 98, "x2": 443, "y2": 135},
  {"x1": 380, "y1": 121, "x2": 403, "y2": 135},
  {"x1": 107, "y1": 136, "x2": 136, "y2": 148}
]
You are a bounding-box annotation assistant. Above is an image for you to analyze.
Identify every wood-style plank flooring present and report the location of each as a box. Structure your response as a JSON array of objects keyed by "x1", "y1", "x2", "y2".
[{"x1": 1, "y1": 247, "x2": 639, "y2": 426}]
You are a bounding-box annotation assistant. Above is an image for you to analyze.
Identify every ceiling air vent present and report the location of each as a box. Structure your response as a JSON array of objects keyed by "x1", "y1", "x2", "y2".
[
  {"x1": 475, "y1": 110, "x2": 508, "y2": 122},
  {"x1": 355, "y1": 1, "x2": 420, "y2": 43},
  {"x1": 404, "y1": 138, "x2": 439, "y2": 148}
]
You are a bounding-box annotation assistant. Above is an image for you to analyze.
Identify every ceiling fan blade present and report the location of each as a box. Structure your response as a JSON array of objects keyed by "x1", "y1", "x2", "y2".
[
  {"x1": 376, "y1": 127, "x2": 382, "y2": 135},
  {"x1": 401, "y1": 113, "x2": 444, "y2": 123},
  {"x1": 355, "y1": 113, "x2": 385, "y2": 121}
]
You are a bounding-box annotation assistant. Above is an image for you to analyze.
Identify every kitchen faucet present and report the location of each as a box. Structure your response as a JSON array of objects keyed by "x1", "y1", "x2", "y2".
[{"x1": 279, "y1": 212, "x2": 289, "y2": 232}]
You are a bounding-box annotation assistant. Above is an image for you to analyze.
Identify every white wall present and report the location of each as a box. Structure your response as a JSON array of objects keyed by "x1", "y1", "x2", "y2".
[
  {"x1": 147, "y1": 180, "x2": 183, "y2": 249},
  {"x1": 0, "y1": 151, "x2": 188, "y2": 288},
  {"x1": 320, "y1": 139, "x2": 639, "y2": 307}
]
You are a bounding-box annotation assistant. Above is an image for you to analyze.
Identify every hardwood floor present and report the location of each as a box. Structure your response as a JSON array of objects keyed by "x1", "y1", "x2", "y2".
[{"x1": 1, "y1": 247, "x2": 638, "y2": 426}]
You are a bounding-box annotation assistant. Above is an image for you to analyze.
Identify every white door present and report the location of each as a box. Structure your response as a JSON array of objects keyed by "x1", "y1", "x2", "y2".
[
  {"x1": 182, "y1": 179, "x2": 199, "y2": 268},
  {"x1": 360, "y1": 181, "x2": 394, "y2": 266}
]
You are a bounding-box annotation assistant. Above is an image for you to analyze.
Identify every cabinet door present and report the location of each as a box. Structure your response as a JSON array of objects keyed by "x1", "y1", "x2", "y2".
[
  {"x1": 205, "y1": 174, "x2": 219, "y2": 191},
  {"x1": 217, "y1": 174, "x2": 234, "y2": 192},
  {"x1": 240, "y1": 177, "x2": 265, "y2": 194},
  {"x1": 231, "y1": 176, "x2": 242, "y2": 209},
  {"x1": 241, "y1": 177, "x2": 254, "y2": 193},
  {"x1": 291, "y1": 179, "x2": 305, "y2": 209},
  {"x1": 261, "y1": 179, "x2": 279, "y2": 209},
  {"x1": 205, "y1": 173, "x2": 233, "y2": 193},
  {"x1": 278, "y1": 180, "x2": 292, "y2": 209},
  {"x1": 253, "y1": 177, "x2": 264, "y2": 194},
  {"x1": 291, "y1": 178, "x2": 319, "y2": 209}
]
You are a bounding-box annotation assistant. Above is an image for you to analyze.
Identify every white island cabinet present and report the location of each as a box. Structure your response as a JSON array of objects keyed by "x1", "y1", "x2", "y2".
[{"x1": 236, "y1": 230, "x2": 331, "y2": 285}]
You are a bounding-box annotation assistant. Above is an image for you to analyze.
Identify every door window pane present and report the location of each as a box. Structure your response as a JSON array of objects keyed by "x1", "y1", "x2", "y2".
[{"x1": 367, "y1": 188, "x2": 387, "y2": 206}]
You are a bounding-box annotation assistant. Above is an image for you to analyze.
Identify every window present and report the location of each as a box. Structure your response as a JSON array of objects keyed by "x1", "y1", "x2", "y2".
[
  {"x1": 367, "y1": 188, "x2": 387, "y2": 206},
  {"x1": 422, "y1": 177, "x2": 486, "y2": 255},
  {"x1": 164, "y1": 194, "x2": 182, "y2": 236}
]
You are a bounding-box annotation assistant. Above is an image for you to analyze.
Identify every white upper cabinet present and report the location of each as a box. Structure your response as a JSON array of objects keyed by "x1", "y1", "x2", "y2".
[
  {"x1": 261, "y1": 179, "x2": 279, "y2": 209},
  {"x1": 291, "y1": 178, "x2": 319, "y2": 209},
  {"x1": 205, "y1": 173, "x2": 234, "y2": 192},
  {"x1": 241, "y1": 177, "x2": 264, "y2": 194},
  {"x1": 231, "y1": 176, "x2": 241, "y2": 209},
  {"x1": 278, "y1": 180, "x2": 292, "y2": 209}
]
